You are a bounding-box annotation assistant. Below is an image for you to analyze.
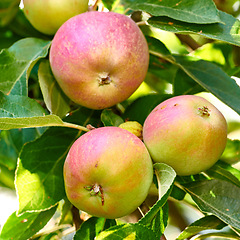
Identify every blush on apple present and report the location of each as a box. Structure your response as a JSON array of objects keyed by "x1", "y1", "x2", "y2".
[
  {"x1": 143, "y1": 95, "x2": 228, "y2": 176},
  {"x1": 49, "y1": 11, "x2": 149, "y2": 109}
]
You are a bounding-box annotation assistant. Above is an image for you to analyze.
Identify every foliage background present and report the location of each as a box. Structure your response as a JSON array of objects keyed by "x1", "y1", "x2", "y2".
[{"x1": 0, "y1": 0, "x2": 240, "y2": 239}]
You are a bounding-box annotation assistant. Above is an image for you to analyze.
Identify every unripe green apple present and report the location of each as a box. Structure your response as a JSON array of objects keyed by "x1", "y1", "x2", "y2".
[
  {"x1": 143, "y1": 95, "x2": 228, "y2": 176},
  {"x1": 49, "y1": 11, "x2": 149, "y2": 109},
  {"x1": 64, "y1": 127, "x2": 153, "y2": 219},
  {"x1": 119, "y1": 121, "x2": 143, "y2": 139},
  {"x1": 23, "y1": 0, "x2": 89, "y2": 35}
]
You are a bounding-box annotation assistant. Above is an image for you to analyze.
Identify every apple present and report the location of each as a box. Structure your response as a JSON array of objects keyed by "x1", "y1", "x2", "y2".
[
  {"x1": 142, "y1": 95, "x2": 228, "y2": 176},
  {"x1": 23, "y1": 0, "x2": 89, "y2": 35},
  {"x1": 119, "y1": 121, "x2": 143, "y2": 139},
  {"x1": 49, "y1": 11, "x2": 149, "y2": 110},
  {"x1": 63, "y1": 126, "x2": 153, "y2": 219}
]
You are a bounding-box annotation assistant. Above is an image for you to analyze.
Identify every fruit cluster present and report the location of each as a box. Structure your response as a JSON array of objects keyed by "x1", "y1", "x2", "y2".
[{"x1": 23, "y1": 1, "x2": 228, "y2": 219}]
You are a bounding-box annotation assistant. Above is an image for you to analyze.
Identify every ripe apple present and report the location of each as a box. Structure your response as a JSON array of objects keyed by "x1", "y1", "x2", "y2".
[
  {"x1": 49, "y1": 11, "x2": 149, "y2": 110},
  {"x1": 23, "y1": 0, "x2": 89, "y2": 35},
  {"x1": 142, "y1": 95, "x2": 228, "y2": 176},
  {"x1": 63, "y1": 127, "x2": 153, "y2": 219}
]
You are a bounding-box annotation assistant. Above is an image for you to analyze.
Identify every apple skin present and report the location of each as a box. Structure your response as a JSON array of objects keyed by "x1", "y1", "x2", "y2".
[
  {"x1": 49, "y1": 11, "x2": 149, "y2": 110},
  {"x1": 63, "y1": 127, "x2": 153, "y2": 219},
  {"x1": 142, "y1": 95, "x2": 228, "y2": 176},
  {"x1": 23, "y1": 0, "x2": 89, "y2": 35}
]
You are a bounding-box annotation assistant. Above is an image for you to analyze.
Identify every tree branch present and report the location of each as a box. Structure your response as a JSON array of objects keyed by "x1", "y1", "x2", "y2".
[
  {"x1": 71, "y1": 205, "x2": 82, "y2": 231},
  {"x1": 175, "y1": 34, "x2": 201, "y2": 51}
]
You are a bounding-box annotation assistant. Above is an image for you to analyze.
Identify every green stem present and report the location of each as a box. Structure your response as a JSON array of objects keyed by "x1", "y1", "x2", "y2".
[
  {"x1": 149, "y1": 49, "x2": 206, "y2": 91},
  {"x1": 136, "y1": 21, "x2": 148, "y2": 26},
  {"x1": 148, "y1": 49, "x2": 176, "y2": 65},
  {"x1": 61, "y1": 121, "x2": 90, "y2": 132},
  {"x1": 155, "y1": 169, "x2": 162, "y2": 200}
]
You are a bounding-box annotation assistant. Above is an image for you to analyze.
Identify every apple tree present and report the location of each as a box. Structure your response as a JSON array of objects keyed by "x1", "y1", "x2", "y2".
[{"x1": 0, "y1": 0, "x2": 240, "y2": 239}]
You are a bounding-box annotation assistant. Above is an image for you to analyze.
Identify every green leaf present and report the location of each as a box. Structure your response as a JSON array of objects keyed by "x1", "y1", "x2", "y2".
[
  {"x1": 206, "y1": 161, "x2": 240, "y2": 188},
  {"x1": 170, "y1": 185, "x2": 186, "y2": 201},
  {"x1": 0, "y1": 0, "x2": 20, "y2": 27},
  {"x1": 192, "y1": 232, "x2": 240, "y2": 240},
  {"x1": 146, "y1": 36, "x2": 171, "y2": 56},
  {"x1": 9, "y1": 127, "x2": 44, "y2": 153},
  {"x1": 139, "y1": 163, "x2": 176, "y2": 226},
  {"x1": 0, "y1": 38, "x2": 51, "y2": 95},
  {"x1": 173, "y1": 68, "x2": 204, "y2": 95},
  {"x1": 59, "y1": 198, "x2": 72, "y2": 225},
  {"x1": 0, "y1": 91, "x2": 46, "y2": 117},
  {"x1": 183, "y1": 179, "x2": 240, "y2": 230},
  {"x1": 0, "y1": 163, "x2": 15, "y2": 189},
  {"x1": 148, "y1": 10, "x2": 240, "y2": 47},
  {"x1": 122, "y1": 0, "x2": 220, "y2": 24},
  {"x1": 16, "y1": 127, "x2": 79, "y2": 214},
  {"x1": 0, "y1": 91, "x2": 73, "y2": 130},
  {"x1": 176, "y1": 173, "x2": 209, "y2": 184},
  {"x1": 123, "y1": 94, "x2": 171, "y2": 125},
  {"x1": 15, "y1": 108, "x2": 100, "y2": 214},
  {"x1": 148, "y1": 55, "x2": 178, "y2": 84},
  {"x1": 174, "y1": 55, "x2": 240, "y2": 115},
  {"x1": 154, "y1": 163, "x2": 177, "y2": 199},
  {"x1": 95, "y1": 223, "x2": 158, "y2": 240},
  {"x1": 177, "y1": 215, "x2": 227, "y2": 240},
  {"x1": 0, "y1": 26, "x2": 21, "y2": 50},
  {"x1": 209, "y1": 160, "x2": 240, "y2": 182},
  {"x1": 38, "y1": 60, "x2": 71, "y2": 118},
  {"x1": 102, "y1": 0, "x2": 117, "y2": 11},
  {"x1": 0, "y1": 130, "x2": 18, "y2": 169},
  {"x1": 0, "y1": 128, "x2": 43, "y2": 169},
  {"x1": 0, "y1": 115, "x2": 66, "y2": 130},
  {"x1": 148, "y1": 202, "x2": 169, "y2": 238},
  {"x1": 101, "y1": 109, "x2": 124, "y2": 127},
  {"x1": 145, "y1": 36, "x2": 179, "y2": 86},
  {"x1": 35, "y1": 232, "x2": 58, "y2": 240},
  {"x1": 74, "y1": 217, "x2": 117, "y2": 240},
  {"x1": 0, "y1": 206, "x2": 57, "y2": 240},
  {"x1": 221, "y1": 139, "x2": 240, "y2": 165}
]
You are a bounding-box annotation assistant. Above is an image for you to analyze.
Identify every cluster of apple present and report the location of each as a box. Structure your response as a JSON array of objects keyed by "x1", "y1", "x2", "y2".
[
  {"x1": 63, "y1": 95, "x2": 227, "y2": 219},
  {"x1": 23, "y1": 0, "x2": 228, "y2": 219}
]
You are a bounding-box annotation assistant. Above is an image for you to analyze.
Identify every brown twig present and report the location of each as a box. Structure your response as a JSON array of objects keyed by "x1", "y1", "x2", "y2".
[
  {"x1": 88, "y1": 0, "x2": 99, "y2": 11},
  {"x1": 71, "y1": 205, "x2": 82, "y2": 231},
  {"x1": 175, "y1": 34, "x2": 201, "y2": 51},
  {"x1": 160, "y1": 234, "x2": 167, "y2": 240}
]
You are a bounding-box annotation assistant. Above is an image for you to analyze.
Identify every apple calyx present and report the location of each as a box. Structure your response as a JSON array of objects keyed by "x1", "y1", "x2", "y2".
[
  {"x1": 198, "y1": 106, "x2": 211, "y2": 117},
  {"x1": 99, "y1": 75, "x2": 112, "y2": 86},
  {"x1": 84, "y1": 183, "x2": 105, "y2": 206}
]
